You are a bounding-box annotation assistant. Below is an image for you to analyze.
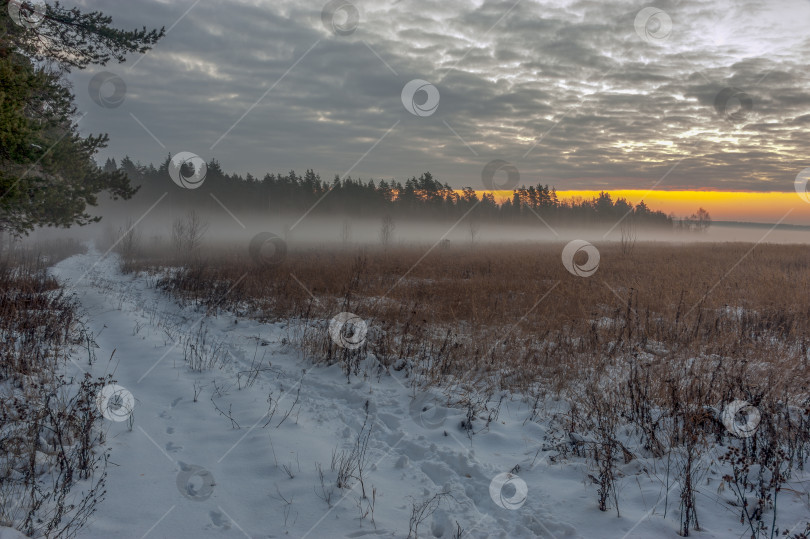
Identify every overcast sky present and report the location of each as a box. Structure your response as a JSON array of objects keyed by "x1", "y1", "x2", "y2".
[{"x1": 68, "y1": 0, "x2": 810, "y2": 193}]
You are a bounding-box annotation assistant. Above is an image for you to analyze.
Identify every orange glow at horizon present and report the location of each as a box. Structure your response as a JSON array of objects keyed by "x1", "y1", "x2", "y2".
[{"x1": 469, "y1": 190, "x2": 810, "y2": 225}]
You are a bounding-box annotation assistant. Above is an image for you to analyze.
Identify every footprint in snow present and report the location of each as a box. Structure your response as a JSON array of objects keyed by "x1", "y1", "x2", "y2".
[
  {"x1": 165, "y1": 442, "x2": 183, "y2": 452},
  {"x1": 206, "y1": 510, "x2": 231, "y2": 531}
]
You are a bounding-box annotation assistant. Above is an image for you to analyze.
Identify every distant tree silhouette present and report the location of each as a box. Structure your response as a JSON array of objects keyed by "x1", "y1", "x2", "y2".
[
  {"x1": 107, "y1": 159, "x2": 685, "y2": 230},
  {"x1": 675, "y1": 208, "x2": 712, "y2": 232},
  {"x1": 694, "y1": 208, "x2": 712, "y2": 232}
]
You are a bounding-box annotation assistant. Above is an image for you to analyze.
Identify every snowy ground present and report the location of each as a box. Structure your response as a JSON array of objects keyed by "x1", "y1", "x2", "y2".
[{"x1": 17, "y1": 247, "x2": 806, "y2": 538}]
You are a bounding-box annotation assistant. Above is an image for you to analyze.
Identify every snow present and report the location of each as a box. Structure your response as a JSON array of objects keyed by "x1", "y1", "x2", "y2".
[
  {"x1": 0, "y1": 527, "x2": 28, "y2": 539},
  {"x1": 27, "y1": 247, "x2": 807, "y2": 538}
]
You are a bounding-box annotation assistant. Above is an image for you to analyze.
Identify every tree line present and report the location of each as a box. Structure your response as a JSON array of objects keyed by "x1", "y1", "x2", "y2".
[{"x1": 106, "y1": 155, "x2": 704, "y2": 229}]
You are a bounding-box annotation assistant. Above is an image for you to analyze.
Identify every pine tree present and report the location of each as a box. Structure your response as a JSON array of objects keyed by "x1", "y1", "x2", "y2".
[{"x1": 0, "y1": 1, "x2": 164, "y2": 234}]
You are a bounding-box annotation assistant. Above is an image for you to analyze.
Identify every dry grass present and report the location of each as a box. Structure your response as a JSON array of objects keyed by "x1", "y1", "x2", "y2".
[
  {"x1": 0, "y1": 241, "x2": 109, "y2": 537},
  {"x1": 125, "y1": 238, "x2": 810, "y2": 535},
  {"x1": 136, "y1": 241, "x2": 808, "y2": 385}
]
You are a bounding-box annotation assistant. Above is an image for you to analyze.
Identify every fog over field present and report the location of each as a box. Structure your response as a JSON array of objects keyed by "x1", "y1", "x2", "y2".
[
  {"x1": 21, "y1": 211, "x2": 810, "y2": 250},
  {"x1": 4, "y1": 0, "x2": 810, "y2": 538}
]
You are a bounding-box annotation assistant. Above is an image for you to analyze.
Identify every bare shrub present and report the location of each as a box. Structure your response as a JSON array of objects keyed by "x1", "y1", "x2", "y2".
[
  {"x1": 620, "y1": 217, "x2": 636, "y2": 255},
  {"x1": 116, "y1": 218, "x2": 141, "y2": 271},
  {"x1": 468, "y1": 216, "x2": 481, "y2": 244},
  {"x1": 341, "y1": 217, "x2": 352, "y2": 247},
  {"x1": 379, "y1": 214, "x2": 395, "y2": 250},
  {"x1": 720, "y1": 399, "x2": 809, "y2": 539},
  {"x1": 171, "y1": 209, "x2": 208, "y2": 262},
  {"x1": 331, "y1": 401, "x2": 373, "y2": 498},
  {"x1": 582, "y1": 383, "x2": 624, "y2": 516},
  {"x1": 0, "y1": 256, "x2": 108, "y2": 538},
  {"x1": 181, "y1": 321, "x2": 226, "y2": 371},
  {"x1": 408, "y1": 489, "x2": 452, "y2": 539}
]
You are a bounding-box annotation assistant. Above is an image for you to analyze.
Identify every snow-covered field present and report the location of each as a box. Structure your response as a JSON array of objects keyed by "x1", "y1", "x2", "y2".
[{"x1": 9, "y1": 247, "x2": 806, "y2": 538}]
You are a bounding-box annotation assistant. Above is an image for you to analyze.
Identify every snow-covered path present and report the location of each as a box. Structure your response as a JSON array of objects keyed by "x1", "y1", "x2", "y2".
[{"x1": 47, "y1": 249, "x2": 806, "y2": 539}]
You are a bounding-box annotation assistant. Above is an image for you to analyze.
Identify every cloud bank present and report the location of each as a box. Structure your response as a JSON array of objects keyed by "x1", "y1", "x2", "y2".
[{"x1": 69, "y1": 0, "x2": 810, "y2": 192}]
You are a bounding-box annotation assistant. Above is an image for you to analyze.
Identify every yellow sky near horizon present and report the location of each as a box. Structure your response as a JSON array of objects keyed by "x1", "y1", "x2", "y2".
[{"x1": 472, "y1": 190, "x2": 810, "y2": 225}]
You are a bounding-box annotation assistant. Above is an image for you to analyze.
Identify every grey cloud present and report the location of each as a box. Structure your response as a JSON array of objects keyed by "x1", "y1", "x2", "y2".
[{"x1": 68, "y1": 0, "x2": 810, "y2": 193}]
